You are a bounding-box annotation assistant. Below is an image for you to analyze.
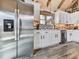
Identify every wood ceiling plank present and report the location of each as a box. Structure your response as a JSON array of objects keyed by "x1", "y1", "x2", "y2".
[
  {"x1": 0, "y1": 0, "x2": 33, "y2": 15},
  {"x1": 47, "y1": 0, "x2": 51, "y2": 7},
  {"x1": 59, "y1": 0, "x2": 74, "y2": 11},
  {"x1": 59, "y1": 0, "x2": 78, "y2": 11},
  {"x1": 77, "y1": 0, "x2": 79, "y2": 8},
  {"x1": 69, "y1": 0, "x2": 78, "y2": 8},
  {"x1": 51, "y1": 0, "x2": 62, "y2": 11}
]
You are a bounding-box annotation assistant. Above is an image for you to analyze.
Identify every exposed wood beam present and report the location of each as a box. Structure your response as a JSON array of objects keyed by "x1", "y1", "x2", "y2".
[
  {"x1": 50, "y1": 0, "x2": 62, "y2": 12},
  {"x1": 47, "y1": 0, "x2": 51, "y2": 7},
  {"x1": 69, "y1": 0, "x2": 78, "y2": 8},
  {"x1": 58, "y1": 0, "x2": 65, "y2": 9},
  {"x1": 59, "y1": 0, "x2": 77, "y2": 11},
  {"x1": 77, "y1": 0, "x2": 79, "y2": 8}
]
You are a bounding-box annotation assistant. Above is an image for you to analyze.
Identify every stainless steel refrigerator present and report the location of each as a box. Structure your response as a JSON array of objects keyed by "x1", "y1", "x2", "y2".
[{"x1": 0, "y1": 10, "x2": 34, "y2": 59}]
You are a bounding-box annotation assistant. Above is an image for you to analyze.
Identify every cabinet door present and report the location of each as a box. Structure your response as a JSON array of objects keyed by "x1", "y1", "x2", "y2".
[
  {"x1": 70, "y1": 31, "x2": 79, "y2": 42},
  {"x1": 54, "y1": 31, "x2": 61, "y2": 43},
  {"x1": 34, "y1": 30, "x2": 41, "y2": 49},
  {"x1": 67, "y1": 30, "x2": 79, "y2": 42},
  {"x1": 51, "y1": 31, "x2": 57, "y2": 45},
  {"x1": 67, "y1": 30, "x2": 72, "y2": 42},
  {"x1": 41, "y1": 30, "x2": 47, "y2": 48},
  {"x1": 51, "y1": 30, "x2": 61, "y2": 45},
  {"x1": 18, "y1": 19, "x2": 34, "y2": 57},
  {"x1": 0, "y1": 12, "x2": 16, "y2": 59},
  {"x1": 49, "y1": 30, "x2": 55, "y2": 46},
  {"x1": 44, "y1": 30, "x2": 51, "y2": 47}
]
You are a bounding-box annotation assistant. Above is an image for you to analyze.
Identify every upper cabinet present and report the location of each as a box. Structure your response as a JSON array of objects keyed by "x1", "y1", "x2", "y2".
[
  {"x1": 70, "y1": 12, "x2": 79, "y2": 24},
  {"x1": 55, "y1": 10, "x2": 79, "y2": 24},
  {"x1": 55, "y1": 10, "x2": 70, "y2": 24}
]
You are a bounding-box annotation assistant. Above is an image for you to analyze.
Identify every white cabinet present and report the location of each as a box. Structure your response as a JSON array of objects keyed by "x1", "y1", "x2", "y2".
[
  {"x1": 67, "y1": 30, "x2": 79, "y2": 42},
  {"x1": 34, "y1": 30, "x2": 61, "y2": 49},
  {"x1": 55, "y1": 10, "x2": 70, "y2": 24},
  {"x1": 55, "y1": 10, "x2": 79, "y2": 24},
  {"x1": 24, "y1": 0, "x2": 32, "y2": 2},
  {"x1": 67, "y1": 30, "x2": 73, "y2": 42},
  {"x1": 50, "y1": 30, "x2": 61, "y2": 45},
  {"x1": 40, "y1": 30, "x2": 49, "y2": 48},
  {"x1": 70, "y1": 12, "x2": 79, "y2": 24},
  {"x1": 54, "y1": 30, "x2": 61, "y2": 43},
  {"x1": 34, "y1": 30, "x2": 41, "y2": 49}
]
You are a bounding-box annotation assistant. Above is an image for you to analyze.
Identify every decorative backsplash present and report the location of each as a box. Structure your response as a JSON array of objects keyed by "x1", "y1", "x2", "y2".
[{"x1": 55, "y1": 23, "x2": 79, "y2": 30}]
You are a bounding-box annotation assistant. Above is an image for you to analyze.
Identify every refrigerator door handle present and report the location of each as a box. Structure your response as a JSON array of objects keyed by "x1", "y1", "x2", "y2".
[
  {"x1": 41, "y1": 35, "x2": 42, "y2": 39},
  {"x1": 15, "y1": 9, "x2": 17, "y2": 41},
  {"x1": 15, "y1": 9, "x2": 20, "y2": 40},
  {"x1": 17, "y1": 9, "x2": 20, "y2": 41},
  {"x1": 18, "y1": 18, "x2": 20, "y2": 40},
  {"x1": 43, "y1": 35, "x2": 44, "y2": 39}
]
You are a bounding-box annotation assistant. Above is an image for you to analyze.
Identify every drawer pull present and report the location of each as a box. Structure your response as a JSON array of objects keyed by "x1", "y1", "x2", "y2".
[{"x1": 55, "y1": 34, "x2": 58, "y2": 38}]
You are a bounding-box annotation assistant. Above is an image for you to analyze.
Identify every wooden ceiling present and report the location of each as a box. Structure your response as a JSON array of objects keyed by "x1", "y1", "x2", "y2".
[
  {"x1": 59, "y1": 0, "x2": 78, "y2": 11},
  {"x1": 0, "y1": 0, "x2": 79, "y2": 15},
  {"x1": 0, "y1": 0, "x2": 34, "y2": 15},
  {"x1": 34, "y1": 0, "x2": 79, "y2": 12}
]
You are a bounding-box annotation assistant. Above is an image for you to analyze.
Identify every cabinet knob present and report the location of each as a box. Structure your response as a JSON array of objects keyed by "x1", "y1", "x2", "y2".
[
  {"x1": 70, "y1": 33, "x2": 72, "y2": 36},
  {"x1": 66, "y1": 21, "x2": 68, "y2": 23},
  {"x1": 45, "y1": 32, "x2": 48, "y2": 33},
  {"x1": 43, "y1": 35, "x2": 44, "y2": 39},
  {"x1": 41, "y1": 35, "x2": 44, "y2": 39},
  {"x1": 55, "y1": 34, "x2": 58, "y2": 38},
  {"x1": 41, "y1": 35, "x2": 42, "y2": 39},
  {"x1": 37, "y1": 32, "x2": 40, "y2": 33}
]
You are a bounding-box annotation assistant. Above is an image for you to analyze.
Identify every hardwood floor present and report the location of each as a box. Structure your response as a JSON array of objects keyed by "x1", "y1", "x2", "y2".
[{"x1": 17, "y1": 41, "x2": 79, "y2": 59}]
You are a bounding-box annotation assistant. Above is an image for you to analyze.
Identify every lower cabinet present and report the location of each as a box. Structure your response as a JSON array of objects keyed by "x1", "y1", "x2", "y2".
[
  {"x1": 41, "y1": 30, "x2": 48, "y2": 48},
  {"x1": 34, "y1": 30, "x2": 79, "y2": 49},
  {"x1": 51, "y1": 30, "x2": 61, "y2": 45},
  {"x1": 34, "y1": 30, "x2": 41, "y2": 49},
  {"x1": 67, "y1": 30, "x2": 79, "y2": 42},
  {"x1": 34, "y1": 30, "x2": 61, "y2": 49}
]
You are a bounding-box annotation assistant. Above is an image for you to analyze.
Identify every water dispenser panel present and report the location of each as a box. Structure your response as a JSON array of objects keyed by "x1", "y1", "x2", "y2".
[{"x1": 4, "y1": 19, "x2": 14, "y2": 32}]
